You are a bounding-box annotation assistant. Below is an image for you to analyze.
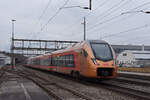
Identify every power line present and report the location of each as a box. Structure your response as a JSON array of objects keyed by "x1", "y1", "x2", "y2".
[
  {"x1": 48, "y1": 0, "x2": 150, "y2": 40},
  {"x1": 54, "y1": 0, "x2": 109, "y2": 36},
  {"x1": 87, "y1": 0, "x2": 130, "y2": 28},
  {"x1": 101, "y1": 24, "x2": 150, "y2": 39},
  {"x1": 40, "y1": 0, "x2": 70, "y2": 31},
  {"x1": 132, "y1": 1, "x2": 150, "y2": 10},
  {"x1": 57, "y1": 0, "x2": 128, "y2": 39},
  {"x1": 88, "y1": 0, "x2": 126, "y2": 23},
  {"x1": 86, "y1": 0, "x2": 108, "y2": 17},
  {"x1": 87, "y1": 1, "x2": 150, "y2": 32},
  {"x1": 87, "y1": 14, "x2": 122, "y2": 32},
  {"x1": 37, "y1": 0, "x2": 52, "y2": 24},
  {"x1": 87, "y1": 8, "x2": 150, "y2": 33},
  {"x1": 29, "y1": 0, "x2": 53, "y2": 39},
  {"x1": 116, "y1": 33, "x2": 150, "y2": 44}
]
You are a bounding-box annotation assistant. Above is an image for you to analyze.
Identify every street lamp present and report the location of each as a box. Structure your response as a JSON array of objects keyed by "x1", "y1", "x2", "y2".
[{"x1": 11, "y1": 19, "x2": 16, "y2": 70}]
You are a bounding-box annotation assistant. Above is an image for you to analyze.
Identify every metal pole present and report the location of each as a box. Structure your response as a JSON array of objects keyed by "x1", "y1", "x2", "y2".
[
  {"x1": 89, "y1": 0, "x2": 92, "y2": 10},
  {"x1": 11, "y1": 19, "x2": 16, "y2": 70},
  {"x1": 84, "y1": 17, "x2": 86, "y2": 41}
]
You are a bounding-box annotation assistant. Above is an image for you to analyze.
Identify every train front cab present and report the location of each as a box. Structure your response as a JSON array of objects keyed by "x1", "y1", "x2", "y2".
[{"x1": 79, "y1": 40, "x2": 117, "y2": 79}]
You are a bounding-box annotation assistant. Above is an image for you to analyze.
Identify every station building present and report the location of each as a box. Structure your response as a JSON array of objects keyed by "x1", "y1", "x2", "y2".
[{"x1": 116, "y1": 50, "x2": 150, "y2": 67}]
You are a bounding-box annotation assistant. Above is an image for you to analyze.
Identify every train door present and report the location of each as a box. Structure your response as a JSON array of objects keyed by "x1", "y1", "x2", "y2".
[
  {"x1": 56, "y1": 65, "x2": 59, "y2": 72},
  {"x1": 79, "y1": 49, "x2": 88, "y2": 75}
]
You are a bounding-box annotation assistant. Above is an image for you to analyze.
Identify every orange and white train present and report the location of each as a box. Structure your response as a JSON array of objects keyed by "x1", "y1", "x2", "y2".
[{"x1": 25, "y1": 40, "x2": 117, "y2": 79}]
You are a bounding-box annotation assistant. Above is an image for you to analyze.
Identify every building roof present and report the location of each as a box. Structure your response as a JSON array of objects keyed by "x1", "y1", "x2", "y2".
[{"x1": 111, "y1": 44, "x2": 150, "y2": 54}]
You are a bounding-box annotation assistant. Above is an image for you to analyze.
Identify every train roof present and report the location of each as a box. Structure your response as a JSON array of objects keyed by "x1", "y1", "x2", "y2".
[
  {"x1": 49, "y1": 40, "x2": 108, "y2": 54},
  {"x1": 29, "y1": 40, "x2": 108, "y2": 59},
  {"x1": 85, "y1": 40, "x2": 108, "y2": 44}
]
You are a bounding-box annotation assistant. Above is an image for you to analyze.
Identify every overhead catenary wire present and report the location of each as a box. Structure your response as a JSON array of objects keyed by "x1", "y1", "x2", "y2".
[
  {"x1": 40, "y1": 0, "x2": 70, "y2": 31},
  {"x1": 85, "y1": 0, "x2": 109, "y2": 17},
  {"x1": 55, "y1": 0, "x2": 109, "y2": 36},
  {"x1": 116, "y1": 32, "x2": 150, "y2": 44},
  {"x1": 57, "y1": 0, "x2": 131, "y2": 38},
  {"x1": 87, "y1": 1, "x2": 150, "y2": 32},
  {"x1": 29, "y1": 0, "x2": 53, "y2": 39},
  {"x1": 31, "y1": 0, "x2": 150, "y2": 41},
  {"x1": 37, "y1": 0, "x2": 52, "y2": 25},
  {"x1": 58, "y1": 0, "x2": 129, "y2": 37},
  {"x1": 88, "y1": 0, "x2": 127, "y2": 23},
  {"x1": 101, "y1": 23, "x2": 150, "y2": 39}
]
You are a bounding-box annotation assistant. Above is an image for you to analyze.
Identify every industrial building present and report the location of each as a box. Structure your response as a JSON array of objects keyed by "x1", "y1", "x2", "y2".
[
  {"x1": 111, "y1": 44, "x2": 150, "y2": 55},
  {"x1": 116, "y1": 50, "x2": 150, "y2": 67}
]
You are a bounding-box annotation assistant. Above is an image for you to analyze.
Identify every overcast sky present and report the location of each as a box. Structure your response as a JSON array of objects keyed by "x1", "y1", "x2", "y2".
[{"x1": 1, "y1": 0, "x2": 150, "y2": 51}]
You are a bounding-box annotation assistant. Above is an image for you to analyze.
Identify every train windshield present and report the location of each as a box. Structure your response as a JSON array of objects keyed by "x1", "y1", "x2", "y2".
[{"x1": 91, "y1": 43, "x2": 113, "y2": 61}]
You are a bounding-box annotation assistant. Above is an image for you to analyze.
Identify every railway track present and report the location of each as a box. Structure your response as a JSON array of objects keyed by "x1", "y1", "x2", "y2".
[
  {"x1": 5, "y1": 65, "x2": 150, "y2": 100},
  {"x1": 0, "y1": 66, "x2": 5, "y2": 77},
  {"x1": 6, "y1": 66, "x2": 94, "y2": 100},
  {"x1": 114, "y1": 76, "x2": 150, "y2": 86},
  {"x1": 118, "y1": 72, "x2": 150, "y2": 81},
  {"x1": 22, "y1": 66, "x2": 150, "y2": 100},
  {"x1": 101, "y1": 73, "x2": 150, "y2": 100},
  {"x1": 0, "y1": 66, "x2": 7, "y2": 85},
  {"x1": 100, "y1": 80, "x2": 150, "y2": 100}
]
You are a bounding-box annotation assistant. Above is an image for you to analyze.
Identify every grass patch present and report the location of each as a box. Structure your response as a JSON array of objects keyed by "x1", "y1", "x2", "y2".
[{"x1": 117, "y1": 67, "x2": 150, "y2": 73}]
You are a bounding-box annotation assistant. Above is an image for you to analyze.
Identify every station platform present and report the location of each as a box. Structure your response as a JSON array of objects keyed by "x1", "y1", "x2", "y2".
[
  {"x1": 0, "y1": 70, "x2": 51, "y2": 100},
  {"x1": 118, "y1": 71, "x2": 150, "y2": 76}
]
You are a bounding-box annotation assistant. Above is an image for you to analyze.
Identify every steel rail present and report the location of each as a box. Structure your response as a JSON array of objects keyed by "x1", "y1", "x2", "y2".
[
  {"x1": 114, "y1": 77, "x2": 150, "y2": 86},
  {"x1": 0, "y1": 66, "x2": 7, "y2": 85},
  {"x1": 9, "y1": 67, "x2": 93, "y2": 100},
  {"x1": 16, "y1": 65, "x2": 150, "y2": 100},
  {"x1": 100, "y1": 82, "x2": 150, "y2": 100},
  {"x1": 118, "y1": 73, "x2": 150, "y2": 81}
]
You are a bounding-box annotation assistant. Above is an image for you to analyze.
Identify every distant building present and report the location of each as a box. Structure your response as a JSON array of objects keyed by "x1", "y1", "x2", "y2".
[
  {"x1": 111, "y1": 44, "x2": 150, "y2": 55},
  {"x1": 116, "y1": 50, "x2": 150, "y2": 67},
  {"x1": 0, "y1": 53, "x2": 11, "y2": 65}
]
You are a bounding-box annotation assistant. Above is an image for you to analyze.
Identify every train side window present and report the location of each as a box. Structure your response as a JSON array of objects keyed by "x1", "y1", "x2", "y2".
[
  {"x1": 65, "y1": 54, "x2": 75, "y2": 67},
  {"x1": 35, "y1": 59, "x2": 38, "y2": 65},
  {"x1": 67, "y1": 55, "x2": 70, "y2": 67},
  {"x1": 59, "y1": 56, "x2": 63, "y2": 66},
  {"x1": 40, "y1": 59, "x2": 44, "y2": 66},
  {"x1": 62, "y1": 55, "x2": 66, "y2": 67},
  {"x1": 33, "y1": 59, "x2": 36, "y2": 64},
  {"x1": 65, "y1": 55, "x2": 69, "y2": 67},
  {"x1": 48, "y1": 57, "x2": 51, "y2": 66},
  {"x1": 32, "y1": 59, "x2": 34, "y2": 64},
  {"x1": 70, "y1": 54, "x2": 75, "y2": 67},
  {"x1": 44, "y1": 58, "x2": 51, "y2": 66},
  {"x1": 51, "y1": 57, "x2": 54, "y2": 66},
  {"x1": 57, "y1": 56, "x2": 61, "y2": 66},
  {"x1": 54, "y1": 57, "x2": 58, "y2": 66},
  {"x1": 37, "y1": 59, "x2": 40, "y2": 65},
  {"x1": 55, "y1": 57, "x2": 57, "y2": 66}
]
